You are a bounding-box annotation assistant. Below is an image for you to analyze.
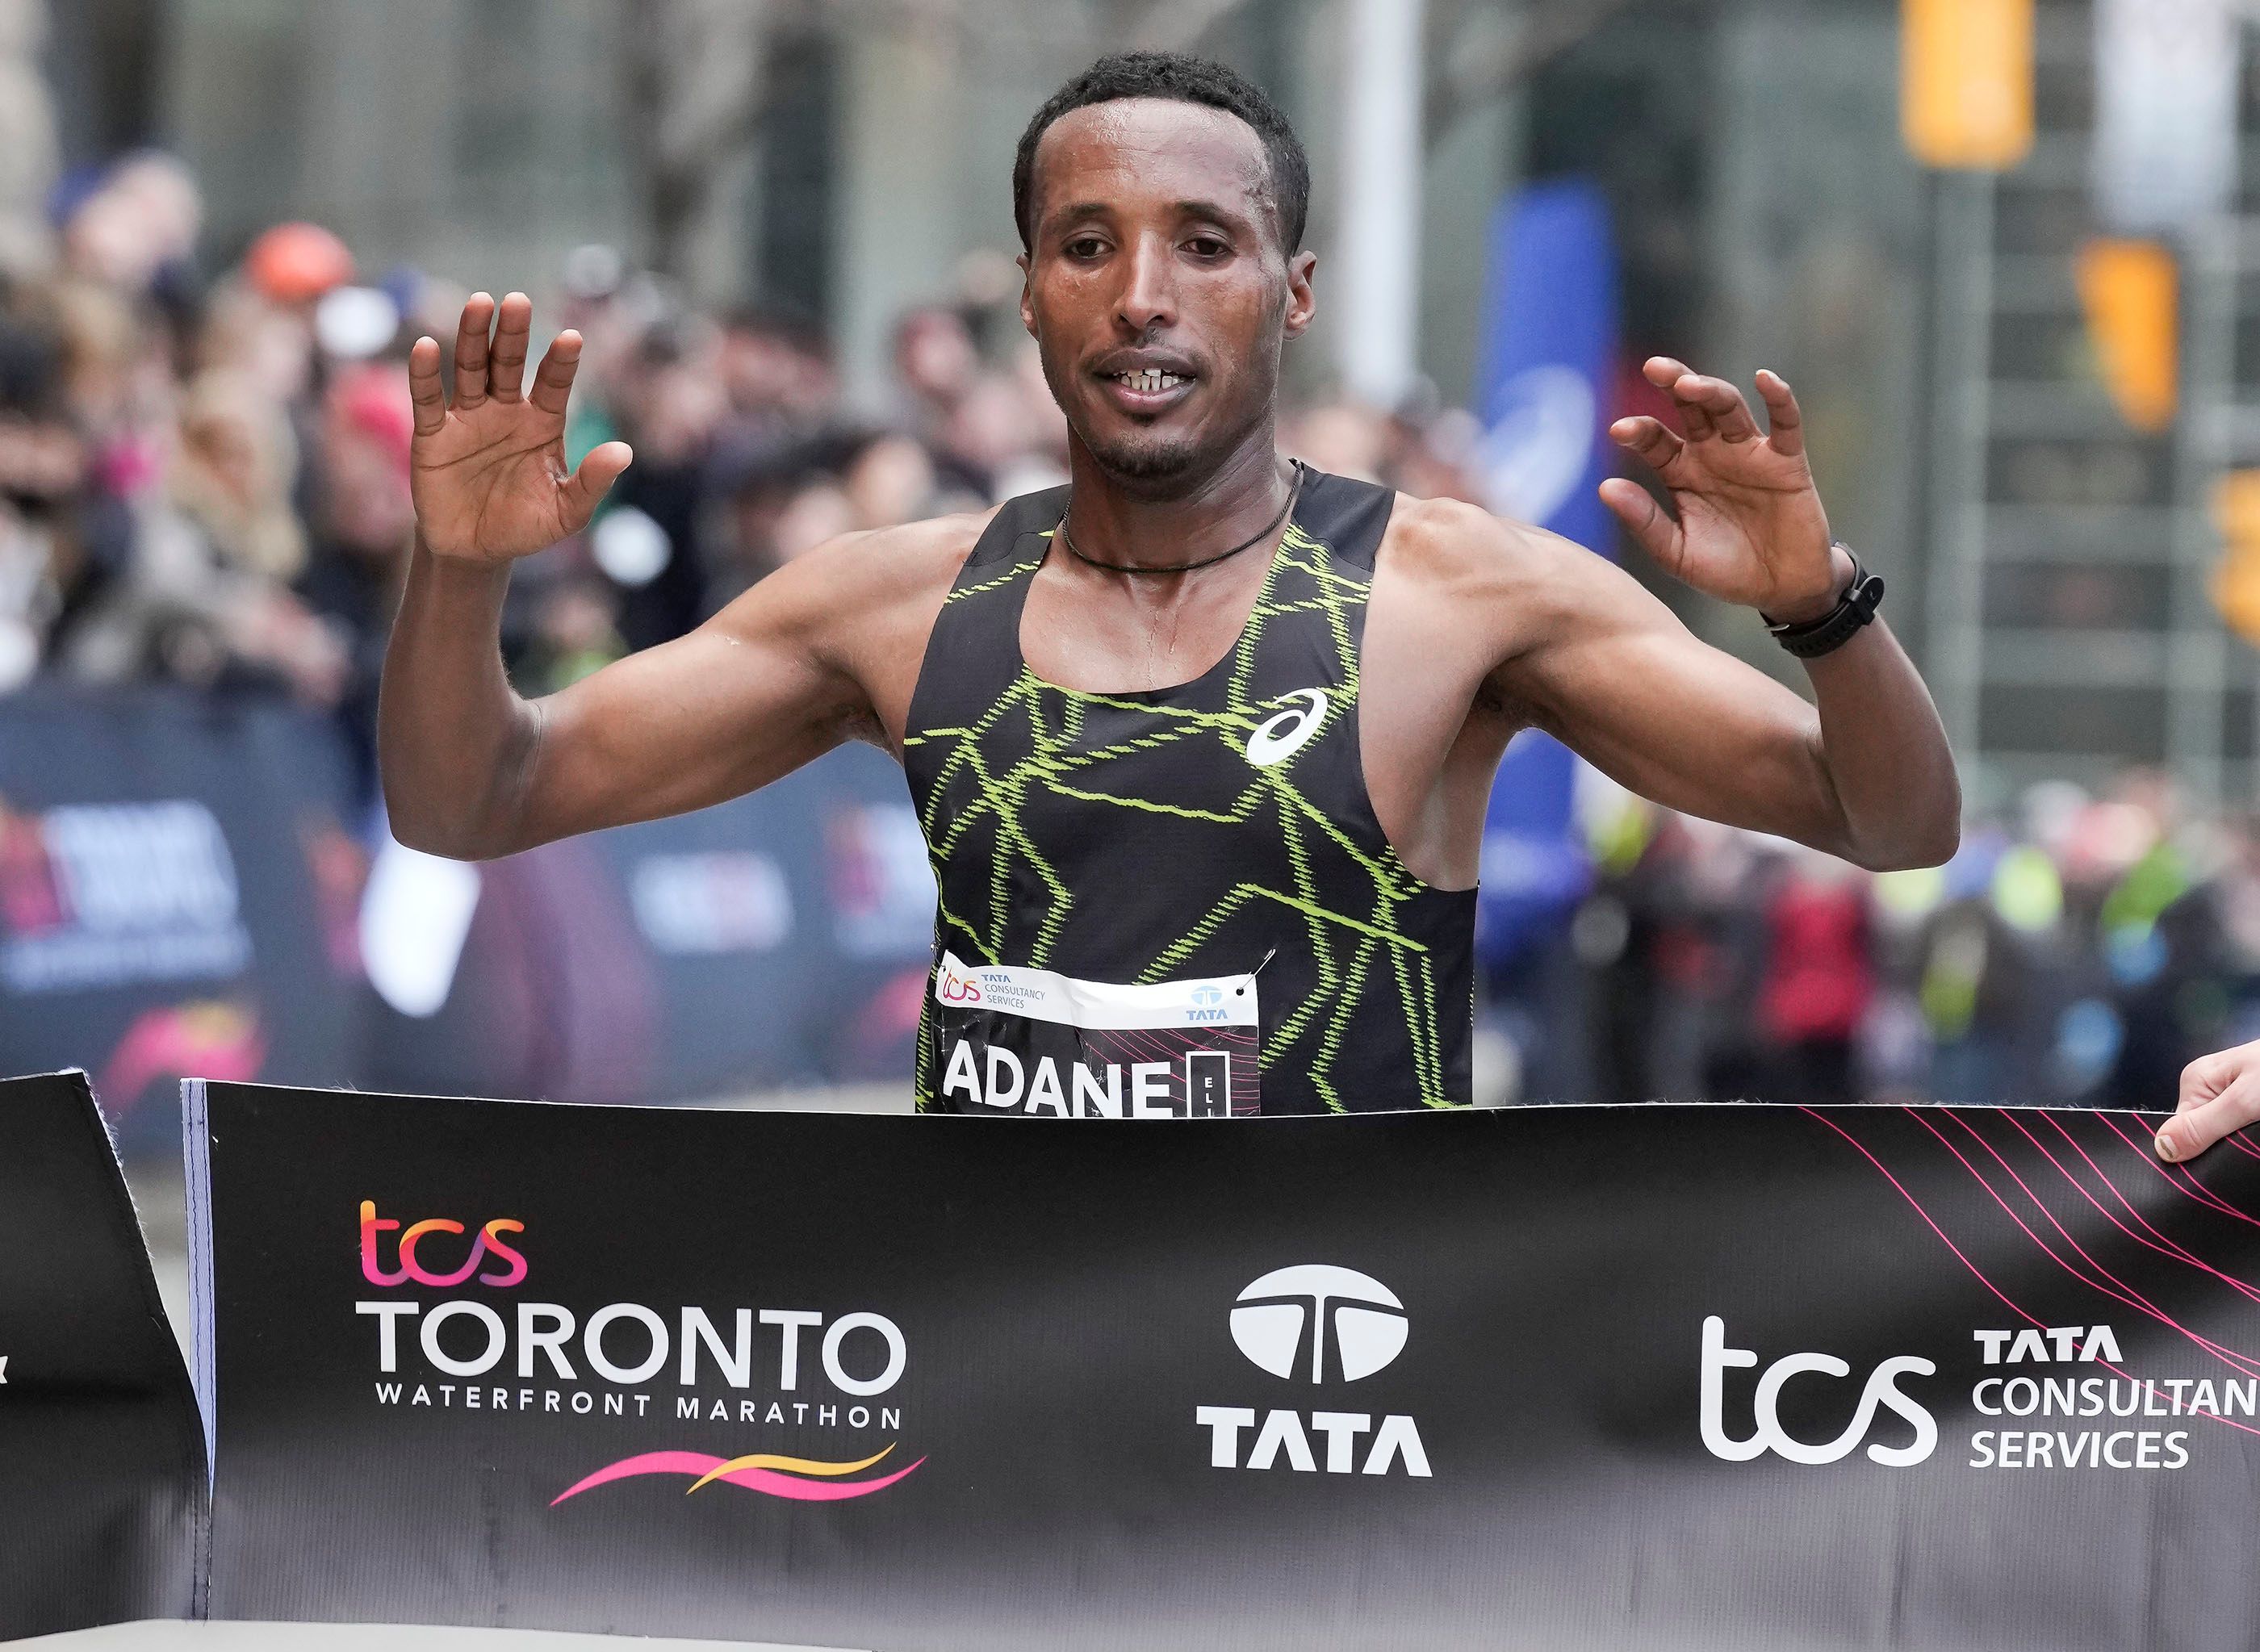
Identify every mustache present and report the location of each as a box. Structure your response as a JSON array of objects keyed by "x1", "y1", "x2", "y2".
[{"x1": 1086, "y1": 348, "x2": 1201, "y2": 378}]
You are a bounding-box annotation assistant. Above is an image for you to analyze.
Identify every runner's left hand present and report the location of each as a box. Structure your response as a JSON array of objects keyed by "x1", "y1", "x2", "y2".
[
  {"x1": 1600, "y1": 359, "x2": 1844, "y2": 624},
  {"x1": 2156, "y1": 1041, "x2": 2260, "y2": 1161}
]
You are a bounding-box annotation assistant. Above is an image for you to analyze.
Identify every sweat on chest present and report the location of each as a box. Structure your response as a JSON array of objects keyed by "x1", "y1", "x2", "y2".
[{"x1": 1018, "y1": 560, "x2": 1277, "y2": 692}]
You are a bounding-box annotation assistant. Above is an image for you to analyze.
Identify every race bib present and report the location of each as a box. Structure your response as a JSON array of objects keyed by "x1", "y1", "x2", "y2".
[{"x1": 930, "y1": 951, "x2": 1259, "y2": 1117}]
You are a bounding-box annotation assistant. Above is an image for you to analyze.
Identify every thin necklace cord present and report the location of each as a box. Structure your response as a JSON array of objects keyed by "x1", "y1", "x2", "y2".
[{"x1": 1057, "y1": 462, "x2": 1303, "y2": 576}]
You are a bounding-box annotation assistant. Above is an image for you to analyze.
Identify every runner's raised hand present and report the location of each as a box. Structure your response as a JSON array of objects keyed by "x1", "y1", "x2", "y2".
[
  {"x1": 1600, "y1": 359, "x2": 1844, "y2": 624},
  {"x1": 407, "y1": 291, "x2": 633, "y2": 563}
]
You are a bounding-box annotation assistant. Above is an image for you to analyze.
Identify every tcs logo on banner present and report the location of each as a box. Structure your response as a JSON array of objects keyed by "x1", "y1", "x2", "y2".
[
  {"x1": 1700, "y1": 1315, "x2": 1937, "y2": 1466},
  {"x1": 359, "y1": 1200, "x2": 527, "y2": 1289}
]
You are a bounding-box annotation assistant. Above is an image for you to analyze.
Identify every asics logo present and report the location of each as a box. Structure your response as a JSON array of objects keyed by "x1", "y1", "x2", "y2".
[{"x1": 1244, "y1": 689, "x2": 1329, "y2": 768}]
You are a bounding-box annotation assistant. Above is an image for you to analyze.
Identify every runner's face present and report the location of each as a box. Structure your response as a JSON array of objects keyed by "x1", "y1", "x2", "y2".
[{"x1": 1021, "y1": 99, "x2": 1315, "y2": 491}]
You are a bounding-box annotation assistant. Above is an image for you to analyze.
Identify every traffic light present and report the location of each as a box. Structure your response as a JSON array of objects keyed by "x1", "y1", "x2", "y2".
[
  {"x1": 2076, "y1": 239, "x2": 2178, "y2": 435},
  {"x1": 2211, "y1": 470, "x2": 2260, "y2": 644},
  {"x1": 1902, "y1": 0, "x2": 2035, "y2": 170}
]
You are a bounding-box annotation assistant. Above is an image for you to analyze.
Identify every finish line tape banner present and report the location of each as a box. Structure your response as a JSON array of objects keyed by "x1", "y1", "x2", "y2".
[
  {"x1": 177, "y1": 1081, "x2": 2260, "y2": 1651},
  {"x1": 0, "y1": 1072, "x2": 203, "y2": 1639}
]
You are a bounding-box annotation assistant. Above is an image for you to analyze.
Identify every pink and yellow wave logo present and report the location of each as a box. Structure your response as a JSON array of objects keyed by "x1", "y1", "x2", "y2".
[{"x1": 551, "y1": 1442, "x2": 924, "y2": 1507}]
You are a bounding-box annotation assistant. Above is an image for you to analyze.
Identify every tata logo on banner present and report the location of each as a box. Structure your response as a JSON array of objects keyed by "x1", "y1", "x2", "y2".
[
  {"x1": 1700, "y1": 1315, "x2": 1938, "y2": 1467},
  {"x1": 1199, "y1": 1265, "x2": 1429, "y2": 1477},
  {"x1": 1228, "y1": 1265, "x2": 1408, "y2": 1383},
  {"x1": 358, "y1": 1200, "x2": 528, "y2": 1289}
]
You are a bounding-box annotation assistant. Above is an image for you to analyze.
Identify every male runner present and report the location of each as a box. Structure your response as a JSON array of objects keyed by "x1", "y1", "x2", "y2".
[{"x1": 383, "y1": 52, "x2": 1959, "y2": 1118}]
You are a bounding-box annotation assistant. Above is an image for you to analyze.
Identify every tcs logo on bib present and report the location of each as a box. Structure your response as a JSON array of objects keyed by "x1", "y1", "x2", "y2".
[{"x1": 359, "y1": 1200, "x2": 528, "y2": 1288}]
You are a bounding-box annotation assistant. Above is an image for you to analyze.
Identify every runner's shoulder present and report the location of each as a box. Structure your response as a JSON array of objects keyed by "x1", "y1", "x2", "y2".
[
  {"x1": 711, "y1": 505, "x2": 1001, "y2": 641},
  {"x1": 784, "y1": 506, "x2": 999, "y2": 602},
  {"x1": 1379, "y1": 491, "x2": 1597, "y2": 616}
]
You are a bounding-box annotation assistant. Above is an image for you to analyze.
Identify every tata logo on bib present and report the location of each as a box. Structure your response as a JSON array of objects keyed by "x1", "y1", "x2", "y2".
[
  {"x1": 1199, "y1": 1265, "x2": 1430, "y2": 1477},
  {"x1": 1244, "y1": 689, "x2": 1329, "y2": 768},
  {"x1": 1700, "y1": 1315, "x2": 1937, "y2": 1466}
]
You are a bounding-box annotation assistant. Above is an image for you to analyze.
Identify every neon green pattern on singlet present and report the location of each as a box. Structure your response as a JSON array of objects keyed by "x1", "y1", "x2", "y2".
[{"x1": 902, "y1": 521, "x2": 1451, "y2": 1111}]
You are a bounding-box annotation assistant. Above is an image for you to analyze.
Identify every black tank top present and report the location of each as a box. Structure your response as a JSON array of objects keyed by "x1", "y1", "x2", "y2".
[{"x1": 901, "y1": 464, "x2": 1475, "y2": 1116}]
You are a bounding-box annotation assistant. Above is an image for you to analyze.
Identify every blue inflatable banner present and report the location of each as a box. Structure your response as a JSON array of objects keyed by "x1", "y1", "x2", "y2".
[{"x1": 1469, "y1": 181, "x2": 1621, "y2": 970}]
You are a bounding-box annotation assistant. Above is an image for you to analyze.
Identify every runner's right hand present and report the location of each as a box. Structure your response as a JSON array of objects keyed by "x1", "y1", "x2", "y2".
[{"x1": 407, "y1": 291, "x2": 633, "y2": 563}]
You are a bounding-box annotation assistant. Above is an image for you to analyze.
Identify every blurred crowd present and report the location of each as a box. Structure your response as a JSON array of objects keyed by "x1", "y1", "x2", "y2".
[
  {"x1": 0, "y1": 157, "x2": 1065, "y2": 799},
  {"x1": 1492, "y1": 770, "x2": 2260, "y2": 1110},
  {"x1": 5, "y1": 152, "x2": 2251, "y2": 1109},
  {"x1": 0, "y1": 151, "x2": 1489, "y2": 808}
]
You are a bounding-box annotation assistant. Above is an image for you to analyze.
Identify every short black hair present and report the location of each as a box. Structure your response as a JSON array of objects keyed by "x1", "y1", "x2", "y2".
[{"x1": 1012, "y1": 51, "x2": 1309, "y2": 255}]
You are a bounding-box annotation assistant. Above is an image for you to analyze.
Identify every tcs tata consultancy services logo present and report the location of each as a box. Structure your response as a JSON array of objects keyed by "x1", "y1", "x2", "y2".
[
  {"x1": 359, "y1": 1200, "x2": 527, "y2": 1289},
  {"x1": 1701, "y1": 1315, "x2": 1937, "y2": 1466}
]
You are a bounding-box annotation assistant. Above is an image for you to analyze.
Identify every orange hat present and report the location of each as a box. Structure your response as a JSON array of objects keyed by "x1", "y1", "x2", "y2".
[{"x1": 245, "y1": 222, "x2": 354, "y2": 304}]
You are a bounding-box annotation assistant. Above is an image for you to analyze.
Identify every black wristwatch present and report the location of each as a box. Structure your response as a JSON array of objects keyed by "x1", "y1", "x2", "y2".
[{"x1": 1761, "y1": 546, "x2": 1885, "y2": 659}]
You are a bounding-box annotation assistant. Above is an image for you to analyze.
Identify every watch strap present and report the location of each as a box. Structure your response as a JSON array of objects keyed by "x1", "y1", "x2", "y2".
[{"x1": 1762, "y1": 546, "x2": 1885, "y2": 659}]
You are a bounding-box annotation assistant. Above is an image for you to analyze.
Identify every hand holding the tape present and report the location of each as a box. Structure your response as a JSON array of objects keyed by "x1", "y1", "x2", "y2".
[{"x1": 2156, "y1": 1041, "x2": 2260, "y2": 1161}]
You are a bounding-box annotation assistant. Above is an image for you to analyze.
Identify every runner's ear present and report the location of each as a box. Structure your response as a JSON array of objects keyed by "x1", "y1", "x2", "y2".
[{"x1": 1283, "y1": 250, "x2": 1318, "y2": 338}]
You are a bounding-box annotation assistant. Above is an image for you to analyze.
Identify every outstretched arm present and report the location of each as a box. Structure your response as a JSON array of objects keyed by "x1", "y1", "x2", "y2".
[
  {"x1": 1493, "y1": 359, "x2": 1959, "y2": 872},
  {"x1": 381, "y1": 294, "x2": 888, "y2": 860}
]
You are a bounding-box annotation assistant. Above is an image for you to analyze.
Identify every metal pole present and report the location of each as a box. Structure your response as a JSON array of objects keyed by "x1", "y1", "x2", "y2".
[
  {"x1": 1923, "y1": 168, "x2": 1998, "y2": 796},
  {"x1": 1337, "y1": 0, "x2": 1425, "y2": 408},
  {"x1": 0, "y1": 0, "x2": 58, "y2": 272},
  {"x1": 2169, "y1": 213, "x2": 2238, "y2": 805}
]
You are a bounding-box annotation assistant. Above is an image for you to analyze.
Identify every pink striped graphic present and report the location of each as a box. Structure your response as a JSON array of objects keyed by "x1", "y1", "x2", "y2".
[
  {"x1": 1923, "y1": 1110, "x2": 2260, "y2": 1380},
  {"x1": 1798, "y1": 1106, "x2": 2260, "y2": 1443},
  {"x1": 550, "y1": 1449, "x2": 925, "y2": 1507}
]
